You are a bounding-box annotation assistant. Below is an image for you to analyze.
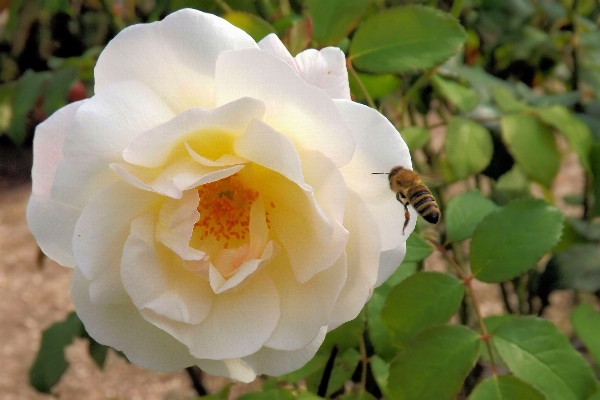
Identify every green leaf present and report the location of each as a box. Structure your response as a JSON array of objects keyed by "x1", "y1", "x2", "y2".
[
  {"x1": 492, "y1": 317, "x2": 597, "y2": 400},
  {"x1": 589, "y1": 392, "x2": 600, "y2": 400},
  {"x1": 381, "y1": 272, "x2": 464, "y2": 347},
  {"x1": 400, "y1": 126, "x2": 430, "y2": 151},
  {"x1": 470, "y1": 198, "x2": 564, "y2": 283},
  {"x1": 431, "y1": 75, "x2": 479, "y2": 112},
  {"x1": 349, "y1": 6, "x2": 467, "y2": 74},
  {"x1": 296, "y1": 392, "x2": 322, "y2": 400},
  {"x1": 29, "y1": 312, "x2": 84, "y2": 393},
  {"x1": 555, "y1": 244, "x2": 600, "y2": 292},
  {"x1": 306, "y1": 0, "x2": 372, "y2": 46},
  {"x1": 492, "y1": 166, "x2": 531, "y2": 205},
  {"x1": 572, "y1": 303, "x2": 600, "y2": 366},
  {"x1": 468, "y1": 375, "x2": 546, "y2": 400},
  {"x1": 446, "y1": 117, "x2": 493, "y2": 180},
  {"x1": 262, "y1": 390, "x2": 295, "y2": 400},
  {"x1": 349, "y1": 72, "x2": 402, "y2": 101},
  {"x1": 538, "y1": 105, "x2": 593, "y2": 171},
  {"x1": 0, "y1": 83, "x2": 16, "y2": 133},
  {"x1": 492, "y1": 86, "x2": 529, "y2": 113},
  {"x1": 501, "y1": 113, "x2": 560, "y2": 188},
  {"x1": 370, "y1": 356, "x2": 391, "y2": 399},
  {"x1": 223, "y1": 12, "x2": 276, "y2": 42},
  {"x1": 403, "y1": 234, "x2": 433, "y2": 263},
  {"x1": 42, "y1": 67, "x2": 78, "y2": 116},
  {"x1": 8, "y1": 70, "x2": 48, "y2": 144},
  {"x1": 445, "y1": 190, "x2": 499, "y2": 242},
  {"x1": 388, "y1": 325, "x2": 480, "y2": 400},
  {"x1": 368, "y1": 262, "x2": 417, "y2": 360}
]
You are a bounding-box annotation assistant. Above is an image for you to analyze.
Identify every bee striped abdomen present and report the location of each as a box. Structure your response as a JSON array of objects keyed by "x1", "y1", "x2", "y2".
[{"x1": 407, "y1": 185, "x2": 440, "y2": 224}]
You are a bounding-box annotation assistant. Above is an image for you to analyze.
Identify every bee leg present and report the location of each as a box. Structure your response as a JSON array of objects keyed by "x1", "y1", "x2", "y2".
[{"x1": 396, "y1": 193, "x2": 411, "y2": 235}]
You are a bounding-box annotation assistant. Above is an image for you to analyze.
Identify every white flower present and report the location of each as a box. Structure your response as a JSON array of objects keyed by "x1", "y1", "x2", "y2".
[{"x1": 27, "y1": 9, "x2": 414, "y2": 382}]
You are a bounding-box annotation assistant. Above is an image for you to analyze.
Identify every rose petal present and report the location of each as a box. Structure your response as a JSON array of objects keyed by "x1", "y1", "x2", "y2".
[
  {"x1": 265, "y1": 254, "x2": 346, "y2": 351},
  {"x1": 258, "y1": 34, "x2": 351, "y2": 100},
  {"x1": 336, "y1": 99, "x2": 414, "y2": 251},
  {"x1": 123, "y1": 97, "x2": 266, "y2": 168},
  {"x1": 257, "y1": 33, "x2": 296, "y2": 68},
  {"x1": 233, "y1": 119, "x2": 307, "y2": 189},
  {"x1": 156, "y1": 190, "x2": 206, "y2": 261},
  {"x1": 215, "y1": 48, "x2": 355, "y2": 167},
  {"x1": 376, "y1": 241, "x2": 407, "y2": 287},
  {"x1": 329, "y1": 190, "x2": 381, "y2": 330},
  {"x1": 52, "y1": 80, "x2": 174, "y2": 212},
  {"x1": 294, "y1": 47, "x2": 351, "y2": 100},
  {"x1": 121, "y1": 214, "x2": 213, "y2": 325},
  {"x1": 72, "y1": 181, "x2": 160, "y2": 290},
  {"x1": 95, "y1": 9, "x2": 258, "y2": 112},
  {"x1": 110, "y1": 161, "x2": 244, "y2": 199},
  {"x1": 71, "y1": 267, "x2": 197, "y2": 371},
  {"x1": 246, "y1": 326, "x2": 327, "y2": 375},
  {"x1": 300, "y1": 149, "x2": 347, "y2": 225},
  {"x1": 195, "y1": 358, "x2": 257, "y2": 383},
  {"x1": 151, "y1": 272, "x2": 280, "y2": 360},
  {"x1": 27, "y1": 101, "x2": 84, "y2": 267},
  {"x1": 209, "y1": 241, "x2": 278, "y2": 294}
]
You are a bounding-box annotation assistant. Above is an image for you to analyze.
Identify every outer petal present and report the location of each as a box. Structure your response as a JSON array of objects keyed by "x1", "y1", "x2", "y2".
[
  {"x1": 258, "y1": 34, "x2": 351, "y2": 100},
  {"x1": 72, "y1": 181, "x2": 161, "y2": 303},
  {"x1": 95, "y1": 9, "x2": 258, "y2": 112},
  {"x1": 329, "y1": 190, "x2": 381, "y2": 330},
  {"x1": 294, "y1": 48, "x2": 351, "y2": 100},
  {"x1": 376, "y1": 241, "x2": 407, "y2": 287},
  {"x1": 245, "y1": 326, "x2": 327, "y2": 375},
  {"x1": 215, "y1": 48, "x2": 355, "y2": 167},
  {"x1": 196, "y1": 359, "x2": 257, "y2": 383},
  {"x1": 257, "y1": 33, "x2": 295, "y2": 68},
  {"x1": 336, "y1": 99, "x2": 415, "y2": 251},
  {"x1": 145, "y1": 272, "x2": 280, "y2": 360},
  {"x1": 121, "y1": 214, "x2": 213, "y2": 325},
  {"x1": 196, "y1": 325, "x2": 327, "y2": 381},
  {"x1": 265, "y1": 254, "x2": 346, "y2": 351},
  {"x1": 52, "y1": 80, "x2": 174, "y2": 211},
  {"x1": 27, "y1": 101, "x2": 84, "y2": 267},
  {"x1": 71, "y1": 267, "x2": 197, "y2": 371}
]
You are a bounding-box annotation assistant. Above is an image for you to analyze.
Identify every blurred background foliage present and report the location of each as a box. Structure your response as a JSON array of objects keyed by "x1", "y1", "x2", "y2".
[{"x1": 4, "y1": 0, "x2": 600, "y2": 399}]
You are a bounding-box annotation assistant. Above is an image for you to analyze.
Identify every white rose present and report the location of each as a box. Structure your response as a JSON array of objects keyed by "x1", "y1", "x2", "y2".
[{"x1": 27, "y1": 9, "x2": 415, "y2": 382}]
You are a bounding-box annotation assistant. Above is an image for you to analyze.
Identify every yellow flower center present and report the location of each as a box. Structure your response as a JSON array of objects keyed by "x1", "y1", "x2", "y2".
[{"x1": 195, "y1": 174, "x2": 273, "y2": 248}]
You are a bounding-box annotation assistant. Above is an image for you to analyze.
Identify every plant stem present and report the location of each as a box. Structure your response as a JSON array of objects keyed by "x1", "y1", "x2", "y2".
[
  {"x1": 214, "y1": 0, "x2": 232, "y2": 13},
  {"x1": 359, "y1": 333, "x2": 368, "y2": 392},
  {"x1": 428, "y1": 240, "x2": 498, "y2": 376},
  {"x1": 347, "y1": 60, "x2": 377, "y2": 109},
  {"x1": 185, "y1": 366, "x2": 207, "y2": 396}
]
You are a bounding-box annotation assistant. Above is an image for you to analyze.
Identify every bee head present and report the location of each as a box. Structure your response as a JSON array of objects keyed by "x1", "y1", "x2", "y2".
[{"x1": 388, "y1": 166, "x2": 405, "y2": 182}]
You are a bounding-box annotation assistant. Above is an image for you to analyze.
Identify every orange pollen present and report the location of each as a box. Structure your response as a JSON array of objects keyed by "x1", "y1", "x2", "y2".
[{"x1": 195, "y1": 174, "x2": 274, "y2": 247}]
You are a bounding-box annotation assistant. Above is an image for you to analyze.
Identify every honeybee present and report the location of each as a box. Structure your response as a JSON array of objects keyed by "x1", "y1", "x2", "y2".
[{"x1": 373, "y1": 166, "x2": 440, "y2": 234}]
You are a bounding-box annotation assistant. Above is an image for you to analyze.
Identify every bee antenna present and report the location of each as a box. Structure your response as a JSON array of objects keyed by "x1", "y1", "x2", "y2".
[{"x1": 371, "y1": 172, "x2": 387, "y2": 175}]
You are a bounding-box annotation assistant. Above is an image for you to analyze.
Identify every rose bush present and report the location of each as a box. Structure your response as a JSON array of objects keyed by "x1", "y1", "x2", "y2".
[{"x1": 27, "y1": 9, "x2": 414, "y2": 382}]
